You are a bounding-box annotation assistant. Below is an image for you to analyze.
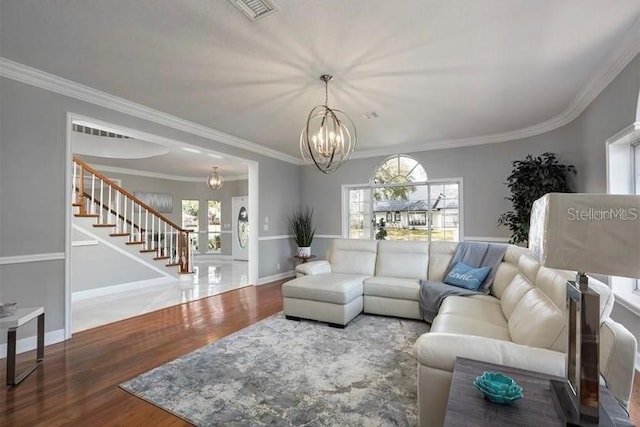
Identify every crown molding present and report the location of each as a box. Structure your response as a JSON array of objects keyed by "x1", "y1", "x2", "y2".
[
  {"x1": 92, "y1": 164, "x2": 248, "y2": 183},
  {"x1": 0, "y1": 57, "x2": 303, "y2": 165},
  {"x1": 2, "y1": 11, "x2": 639, "y2": 165},
  {"x1": 352, "y1": 16, "x2": 640, "y2": 160}
]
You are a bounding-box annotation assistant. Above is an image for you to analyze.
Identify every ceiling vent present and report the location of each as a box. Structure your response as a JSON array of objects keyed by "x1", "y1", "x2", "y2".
[
  {"x1": 228, "y1": 0, "x2": 279, "y2": 21},
  {"x1": 73, "y1": 124, "x2": 131, "y2": 139}
]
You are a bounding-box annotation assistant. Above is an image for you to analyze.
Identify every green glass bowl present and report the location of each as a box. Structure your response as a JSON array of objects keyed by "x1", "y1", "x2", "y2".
[{"x1": 473, "y1": 371, "x2": 524, "y2": 404}]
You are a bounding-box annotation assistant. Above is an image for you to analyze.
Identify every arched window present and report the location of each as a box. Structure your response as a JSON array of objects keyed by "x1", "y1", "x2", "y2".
[
  {"x1": 372, "y1": 155, "x2": 427, "y2": 185},
  {"x1": 343, "y1": 154, "x2": 461, "y2": 242}
]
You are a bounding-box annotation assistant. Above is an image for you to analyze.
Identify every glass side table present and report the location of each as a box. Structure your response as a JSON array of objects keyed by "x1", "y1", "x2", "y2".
[{"x1": 0, "y1": 307, "x2": 45, "y2": 386}]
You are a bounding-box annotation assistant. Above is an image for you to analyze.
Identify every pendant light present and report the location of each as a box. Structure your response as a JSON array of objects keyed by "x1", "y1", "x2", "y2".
[{"x1": 207, "y1": 167, "x2": 224, "y2": 190}]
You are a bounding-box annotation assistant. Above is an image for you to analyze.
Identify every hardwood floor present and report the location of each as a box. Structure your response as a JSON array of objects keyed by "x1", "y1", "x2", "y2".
[
  {"x1": 1, "y1": 282, "x2": 284, "y2": 426},
  {"x1": 1, "y1": 281, "x2": 639, "y2": 426}
]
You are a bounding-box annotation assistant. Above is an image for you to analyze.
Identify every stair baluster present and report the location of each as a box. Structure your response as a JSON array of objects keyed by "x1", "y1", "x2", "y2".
[{"x1": 71, "y1": 157, "x2": 191, "y2": 274}]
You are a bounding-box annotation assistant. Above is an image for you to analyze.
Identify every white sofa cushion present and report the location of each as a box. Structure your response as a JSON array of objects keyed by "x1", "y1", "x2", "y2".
[
  {"x1": 375, "y1": 240, "x2": 429, "y2": 279},
  {"x1": 490, "y1": 245, "x2": 527, "y2": 299},
  {"x1": 438, "y1": 295, "x2": 505, "y2": 326},
  {"x1": 500, "y1": 273, "x2": 534, "y2": 319},
  {"x1": 426, "y1": 241, "x2": 457, "y2": 281},
  {"x1": 328, "y1": 239, "x2": 378, "y2": 276},
  {"x1": 281, "y1": 273, "x2": 366, "y2": 304},
  {"x1": 508, "y1": 288, "x2": 565, "y2": 349},
  {"x1": 431, "y1": 313, "x2": 511, "y2": 341},
  {"x1": 364, "y1": 276, "x2": 421, "y2": 301}
]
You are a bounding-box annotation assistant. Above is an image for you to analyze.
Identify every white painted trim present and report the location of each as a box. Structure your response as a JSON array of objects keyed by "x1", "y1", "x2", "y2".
[
  {"x1": 258, "y1": 235, "x2": 293, "y2": 241},
  {"x1": 0, "y1": 252, "x2": 65, "y2": 265},
  {"x1": 258, "y1": 270, "x2": 295, "y2": 285},
  {"x1": 65, "y1": 113, "x2": 73, "y2": 340},
  {"x1": 72, "y1": 224, "x2": 175, "y2": 279},
  {"x1": 248, "y1": 161, "x2": 259, "y2": 285},
  {"x1": 71, "y1": 277, "x2": 175, "y2": 302},
  {"x1": 0, "y1": 58, "x2": 302, "y2": 165},
  {"x1": 71, "y1": 240, "x2": 99, "y2": 247},
  {"x1": 192, "y1": 254, "x2": 234, "y2": 261},
  {"x1": 636, "y1": 352, "x2": 640, "y2": 373},
  {"x1": 220, "y1": 230, "x2": 232, "y2": 234},
  {"x1": 315, "y1": 234, "x2": 342, "y2": 239},
  {"x1": 464, "y1": 236, "x2": 511, "y2": 243},
  {"x1": 93, "y1": 164, "x2": 248, "y2": 183},
  {"x1": 0, "y1": 329, "x2": 65, "y2": 359}
]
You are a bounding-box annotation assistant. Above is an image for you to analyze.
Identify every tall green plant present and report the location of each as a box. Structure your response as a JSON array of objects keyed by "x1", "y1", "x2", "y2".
[
  {"x1": 498, "y1": 152, "x2": 576, "y2": 244},
  {"x1": 289, "y1": 207, "x2": 315, "y2": 247}
]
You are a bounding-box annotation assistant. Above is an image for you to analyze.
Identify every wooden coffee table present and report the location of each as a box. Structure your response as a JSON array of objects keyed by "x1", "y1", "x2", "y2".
[{"x1": 443, "y1": 357, "x2": 632, "y2": 426}]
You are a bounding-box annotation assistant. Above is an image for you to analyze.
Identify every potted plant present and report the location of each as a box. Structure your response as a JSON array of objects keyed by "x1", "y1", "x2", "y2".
[
  {"x1": 289, "y1": 206, "x2": 315, "y2": 257},
  {"x1": 498, "y1": 152, "x2": 576, "y2": 244}
]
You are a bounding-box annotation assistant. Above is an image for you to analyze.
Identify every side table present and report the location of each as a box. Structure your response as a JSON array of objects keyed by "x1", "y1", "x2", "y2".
[
  {"x1": 0, "y1": 307, "x2": 45, "y2": 386},
  {"x1": 443, "y1": 357, "x2": 632, "y2": 426},
  {"x1": 294, "y1": 254, "x2": 316, "y2": 264}
]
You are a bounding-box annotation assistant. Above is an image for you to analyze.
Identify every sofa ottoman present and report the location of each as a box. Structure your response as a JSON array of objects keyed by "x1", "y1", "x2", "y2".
[{"x1": 282, "y1": 273, "x2": 366, "y2": 327}]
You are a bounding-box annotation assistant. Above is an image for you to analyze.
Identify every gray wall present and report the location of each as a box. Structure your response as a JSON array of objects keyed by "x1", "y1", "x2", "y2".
[
  {"x1": 71, "y1": 227, "x2": 164, "y2": 292},
  {"x1": 94, "y1": 169, "x2": 248, "y2": 256},
  {"x1": 302, "y1": 53, "x2": 640, "y2": 255},
  {"x1": 0, "y1": 76, "x2": 300, "y2": 337}
]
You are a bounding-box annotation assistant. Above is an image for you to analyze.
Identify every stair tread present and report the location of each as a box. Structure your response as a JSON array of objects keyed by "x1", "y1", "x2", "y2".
[
  {"x1": 93, "y1": 224, "x2": 116, "y2": 228},
  {"x1": 125, "y1": 241, "x2": 145, "y2": 245},
  {"x1": 140, "y1": 249, "x2": 156, "y2": 253},
  {"x1": 109, "y1": 233, "x2": 129, "y2": 237},
  {"x1": 75, "y1": 214, "x2": 99, "y2": 218},
  {"x1": 154, "y1": 256, "x2": 170, "y2": 260},
  {"x1": 166, "y1": 262, "x2": 180, "y2": 267}
]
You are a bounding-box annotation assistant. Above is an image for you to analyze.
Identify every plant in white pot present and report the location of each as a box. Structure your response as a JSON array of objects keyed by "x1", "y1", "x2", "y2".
[{"x1": 289, "y1": 207, "x2": 315, "y2": 257}]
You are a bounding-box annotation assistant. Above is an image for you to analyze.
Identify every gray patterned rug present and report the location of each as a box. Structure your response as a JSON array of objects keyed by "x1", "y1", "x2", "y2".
[{"x1": 120, "y1": 313, "x2": 429, "y2": 426}]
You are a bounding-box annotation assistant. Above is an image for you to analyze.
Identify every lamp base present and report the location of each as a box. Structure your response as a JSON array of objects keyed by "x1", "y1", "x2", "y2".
[{"x1": 550, "y1": 379, "x2": 617, "y2": 426}]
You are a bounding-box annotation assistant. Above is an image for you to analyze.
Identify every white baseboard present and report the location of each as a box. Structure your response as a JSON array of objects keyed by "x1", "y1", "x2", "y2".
[
  {"x1": 72, "y1": 277, "x2": 175, "y2": 301},
  {"x1": 0, "y1": 328, "x2": 65, "y2": 359},
  {"x1": 258, "y1": 270, "x2": 295, "y2": 285}
]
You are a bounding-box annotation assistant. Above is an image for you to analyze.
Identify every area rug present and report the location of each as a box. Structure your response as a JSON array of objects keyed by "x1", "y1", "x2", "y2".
[{"x1": 120, "y1": 313, "x2": 429, "y2": 426}]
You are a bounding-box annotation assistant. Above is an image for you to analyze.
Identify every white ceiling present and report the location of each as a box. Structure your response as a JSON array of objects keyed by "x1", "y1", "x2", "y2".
[{"x1": 2, "y1": 1, "x2": 640, "y2": 162}]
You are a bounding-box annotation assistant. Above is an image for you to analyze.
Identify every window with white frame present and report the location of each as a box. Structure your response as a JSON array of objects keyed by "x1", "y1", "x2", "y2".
[
  {"x1": 606, "y1": 124, "x2": 640, "y2": 312},
  {"x1": 343, "y1": 155, "x2": 462, "y2": 241}
]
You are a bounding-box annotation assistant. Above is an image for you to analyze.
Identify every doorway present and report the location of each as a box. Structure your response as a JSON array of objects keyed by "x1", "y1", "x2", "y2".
[{"x1": 65, "y1": 114, "x2": 259, "y2": 337}]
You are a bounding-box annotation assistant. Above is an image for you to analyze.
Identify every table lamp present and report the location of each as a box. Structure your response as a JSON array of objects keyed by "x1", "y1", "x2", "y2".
[{"x1": 529, "y1": 193, "x2": 640, "y2": 426}]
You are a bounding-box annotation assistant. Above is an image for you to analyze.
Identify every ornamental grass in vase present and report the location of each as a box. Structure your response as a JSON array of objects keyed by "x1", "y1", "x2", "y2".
[{"x1": 289, "y1": 207, "x2": 315, "y2": 257}]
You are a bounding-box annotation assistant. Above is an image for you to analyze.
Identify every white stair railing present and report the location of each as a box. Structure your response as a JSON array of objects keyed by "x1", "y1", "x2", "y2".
[{"x1": 72, "y1": 156, "x2": 191, "y2": 273}]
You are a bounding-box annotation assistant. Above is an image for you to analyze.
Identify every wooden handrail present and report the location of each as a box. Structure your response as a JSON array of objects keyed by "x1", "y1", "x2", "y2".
[
  {"x1": 73, "y1": 156, "x2": 187, "y2": 233},
  {"x1": 79, "y1": 190, "x2": 146, "y2": 231}
]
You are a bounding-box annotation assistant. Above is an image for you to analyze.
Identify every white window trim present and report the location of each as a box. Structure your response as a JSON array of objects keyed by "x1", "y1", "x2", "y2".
[
  {"x1": 606, "y1": 121, "x2": 640, "y2": 311},
  {"x1": 341, "y1": 177, "x2": 465, "y2": 241}
]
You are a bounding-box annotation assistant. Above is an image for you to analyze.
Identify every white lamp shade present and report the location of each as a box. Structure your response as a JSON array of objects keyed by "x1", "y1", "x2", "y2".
[{"x1": 529, "y1": 193, "x2": 640, "y2": 278}]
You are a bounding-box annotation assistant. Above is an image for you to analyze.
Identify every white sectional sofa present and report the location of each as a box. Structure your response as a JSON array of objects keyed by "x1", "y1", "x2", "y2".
[{"x1": 281, "y1": 239, "x2": 637, "y2": 427}]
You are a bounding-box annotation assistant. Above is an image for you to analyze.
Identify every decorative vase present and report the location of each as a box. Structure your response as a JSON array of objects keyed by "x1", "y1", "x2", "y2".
[{"x1": 297, "y1": 246, "x2": 311, "y2": 257}]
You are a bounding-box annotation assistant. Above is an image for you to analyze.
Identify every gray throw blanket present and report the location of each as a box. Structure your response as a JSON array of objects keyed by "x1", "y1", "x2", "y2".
[{"x1": 419, "y1": 242, "x2": 508, "y2": 323}]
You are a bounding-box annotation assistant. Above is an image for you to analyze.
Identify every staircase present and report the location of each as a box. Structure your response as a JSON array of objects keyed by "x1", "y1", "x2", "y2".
[{"x1": 72, "y1": 157, "x2": 192, "y2": 276}]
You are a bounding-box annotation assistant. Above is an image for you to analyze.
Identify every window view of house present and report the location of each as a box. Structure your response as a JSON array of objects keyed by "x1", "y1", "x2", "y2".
[
  {"x1": 207, "y1": 200, "x2": 221, "y2": 253},
  {"x1": 346, "y1": 155, "x2": 460, "y2": 241},
  {"x1": 181, "y1": 199, "x2": 199, "y2": 251}
]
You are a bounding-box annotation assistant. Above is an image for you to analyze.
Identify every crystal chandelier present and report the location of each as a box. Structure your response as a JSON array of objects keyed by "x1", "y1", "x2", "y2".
[
  {"x1": 300, "y1": 74, "x2": 357, "y2": 174},
  {"x1": 207, "y1": 167, "x2": 224, "y2": 190}
]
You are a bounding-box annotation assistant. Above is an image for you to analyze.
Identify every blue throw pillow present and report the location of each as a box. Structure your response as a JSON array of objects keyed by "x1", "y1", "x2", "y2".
[{"x1": 444, "y1": 262, "x2": 491, "y2": 291}]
